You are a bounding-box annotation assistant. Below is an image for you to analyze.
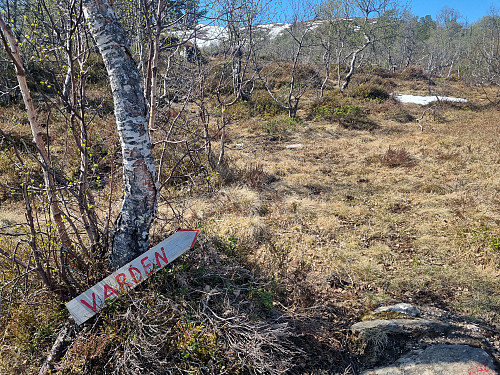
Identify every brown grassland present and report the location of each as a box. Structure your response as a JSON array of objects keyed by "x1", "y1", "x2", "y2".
[{"x1": 0, "y1": 69, "x2": 499, "y2": 373}]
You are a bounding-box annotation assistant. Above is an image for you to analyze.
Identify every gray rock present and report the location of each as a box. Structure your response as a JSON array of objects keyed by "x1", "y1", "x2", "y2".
[
  {"x1": 351, "y1": 319, "x2": 451, "y2": 367},
  {"x1": 362, "y1": 344, "x2": 498, "y2": 375},
  {"x1": 351, "y1": 319, "x2": 450, "y2": 336},
  {"x1": 374, "y1": 303, "x2": 421, "y2": 317}
]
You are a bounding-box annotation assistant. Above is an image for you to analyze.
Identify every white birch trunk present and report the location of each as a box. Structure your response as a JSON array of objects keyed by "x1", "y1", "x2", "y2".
[{"x1": 82, "y1": 0, "x2": 157, "y2": 269}]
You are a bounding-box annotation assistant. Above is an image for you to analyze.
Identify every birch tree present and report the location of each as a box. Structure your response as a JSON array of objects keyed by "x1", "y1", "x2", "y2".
[
  {"x1": 0, "y1": 13, "x2": 75, "y2": 292},
  {"x1": 423, "y1": 7, "x2": 465, "y2": 78},
  {"x1": 316, "y1": 0, "x2": 401, "y2": 92},
  {"x1": 466, "y1": 12, "x2": 500, "y2": 103},
  {"x1": 82, "y1": 0, "x2": 157, "y2": 269},
  {"x1": 254, "y1": 0, "x2": 318, "y2": 117}
]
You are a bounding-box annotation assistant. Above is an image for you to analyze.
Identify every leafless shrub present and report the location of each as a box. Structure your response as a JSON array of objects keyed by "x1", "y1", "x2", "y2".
[
  {"x1": 381, "y1": 147, "x2": 417, "y2": 168},
  {"x1": 368, "y1": 67, "x2": 395, "y2": 79},
  {"x1": 58, "y1": 242, "x2": 307, "y2": 375},
  {"x1": 217, "y1": 161, "x2": 276, "y2": 190},
  {"x1": 240, "y1": 163, "x2": 275, "y2": 190},
  {"x1": 400, "y1": 66, "x2": 428, "y2": 80}
]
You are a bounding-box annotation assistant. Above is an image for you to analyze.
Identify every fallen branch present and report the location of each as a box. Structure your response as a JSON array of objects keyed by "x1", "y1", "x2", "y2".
[{"x1": 39, "y1": 318, "x2": 77, "y2": 375}]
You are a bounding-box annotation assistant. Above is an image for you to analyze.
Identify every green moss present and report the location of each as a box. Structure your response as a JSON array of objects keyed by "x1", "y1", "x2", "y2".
[{"x1": 361, "y1": 311, "x2": 410, "y2": 321}]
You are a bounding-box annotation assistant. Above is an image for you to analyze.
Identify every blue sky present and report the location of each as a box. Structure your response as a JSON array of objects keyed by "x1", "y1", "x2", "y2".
[
  {"x1": 200, "y1": 0, "x2": 499, "y2": 25},
  {"x1": 270, "y1": 0, "x2": 499, "y2": 23},
  {"x1": 409, "y1": 0, "x2": 499, "y2": 23}
]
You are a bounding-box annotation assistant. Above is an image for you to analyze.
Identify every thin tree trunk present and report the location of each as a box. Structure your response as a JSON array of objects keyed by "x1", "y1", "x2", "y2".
[
  {"x1": 0, "y1": 15, "x2": 73, "y2": 252},
  {"x1": 447, "y1": 60, "x2": 454, "y2": 78},
  {"x1": 148, "y1": 0, "x2": 163, "y2": 131},
  {"x1": 341, "y1": 50, "x2": 358, "y2": 92},
  {"x1": 320, "y1": 49, "x2": 330, "y2": 99},
  {"x1": 82, "y1": 0, "x2": 157, "y2": 269}
]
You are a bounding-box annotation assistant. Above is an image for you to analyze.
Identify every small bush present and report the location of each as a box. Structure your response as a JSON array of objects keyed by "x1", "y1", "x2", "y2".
[
  {"x1": 249, "y1": 91, "x2": 286, "y2": 117},
  {"x1": 334, "y1": 104, "x2": 363, "y2": 117},
  {"x1": 381, "y1": 147, "x2": 417, "y2": 168},
  {"x1": 490, "y1": 237, "x2": 500, "y2": 251},
  {"x1": 353, "y1": 84, "x2": 390, "y2": 101},
  {"x1": 370, "y1": 67, "x2": 395, "y2": 79},
  {"x1": 331, "y1": 104, "x2": 378, "y2": 130},
  {"x1": 213, "y1": 235, "x2": 239, "y2": 256},
  {"x1": 226, "y1": 100, "x2": 251, "y2": 120},
  {"x1": 308, "y1": 97, "x2": 363, "y2": 120},
  {"x1": 250, "y1": 287, "x2": 274, "y2": 310},
  {"x1": 306, "y1": 96, "x2": 338, "y2": 120},
  {"x1": 400, "y1": 66, "x2": 429, "y2": 80},
  {"x1": 308, "y1": 96, "x2": 378, "y2": 130},
  {"x1": 1, "y1": 296, "x2": 66, "y2": 372},
  {"x1": 293, "y1": 63, "x2": 322, "y2": 89},
  {"x1": 263, "y1": 115, "x2": 300, "y2": 135},
  {"x1": 258, "y1": 62, "x2": 321, "y2": 90},
  {"x1": 216, "y1": 158, "x2": 276, "y2": 190},
  {"x1": 240, "y1": 163, "x2": 275, "y2": 189},
  {"x1": 387, "y1": 109, "x2": 416, "y2": 123},
  {"x1": 339, "y1": 116, "x2": 379, "y2": 131}
]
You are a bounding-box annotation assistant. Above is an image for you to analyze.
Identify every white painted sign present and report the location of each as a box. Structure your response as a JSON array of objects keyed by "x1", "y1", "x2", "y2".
[{"x1": 66, "y1": 230, "x2": 199, "y2": 325}]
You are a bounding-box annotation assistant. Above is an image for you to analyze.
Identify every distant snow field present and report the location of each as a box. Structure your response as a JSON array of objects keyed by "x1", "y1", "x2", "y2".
[
  {"x1": 258, "y1": 23, "x2": 291, "y2": 39},
  {"x1": 171, "y1": 19, "x2": 368, "y2": 49},
  {"x1": 393, "y1": 94, "x2": 468, "y2": 105},
  {"x1": 171, "y1": 22, "x2": 296, "y2": 48}
]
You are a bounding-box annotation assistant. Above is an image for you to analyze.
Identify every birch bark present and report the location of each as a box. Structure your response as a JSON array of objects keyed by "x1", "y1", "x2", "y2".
[{"x1": 82, "y1": 0, "x2": 157, "y2": 269}]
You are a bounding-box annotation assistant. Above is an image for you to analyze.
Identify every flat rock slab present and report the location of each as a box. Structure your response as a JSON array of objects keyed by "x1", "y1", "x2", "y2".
[
  {"x1": 374, "y1": 303, "x2": 421, "y2": 317},
  {"x1": 351, "y1": 319, "x2": 450, "y2": 336},
  {"x1": 362, "y1": 344, "x2": 498, "y2": 375}
]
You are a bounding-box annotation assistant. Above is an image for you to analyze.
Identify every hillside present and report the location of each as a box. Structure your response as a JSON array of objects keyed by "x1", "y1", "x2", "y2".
[{"x1": 1, "y1": 63, "x2": 499, "y2": 373}]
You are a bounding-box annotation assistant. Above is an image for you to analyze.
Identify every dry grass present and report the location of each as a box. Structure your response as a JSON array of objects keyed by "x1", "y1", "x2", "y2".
[
  {"x1": 1, "y1": 72, "x2": 499, "y2": 373},
  {"x1": 198, "y1": 77, "x2": 500, "y2": 327}
]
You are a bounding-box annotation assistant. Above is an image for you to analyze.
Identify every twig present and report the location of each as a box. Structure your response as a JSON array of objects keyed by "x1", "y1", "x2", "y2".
[{"x1": 0, "y1": 246, "x2": 30, "y2": 269}]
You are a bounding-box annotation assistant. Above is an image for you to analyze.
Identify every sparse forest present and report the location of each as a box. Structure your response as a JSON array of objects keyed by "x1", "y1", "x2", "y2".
[{"x1": 0, "y1": 0, "x2": 499, "y2": 373}]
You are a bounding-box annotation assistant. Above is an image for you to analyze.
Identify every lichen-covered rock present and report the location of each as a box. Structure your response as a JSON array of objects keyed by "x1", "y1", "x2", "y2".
[
  {"x1": 373, "y1": 303, "x2": 421, "y2": 317},
  {"x1": 362, "y1": 344, "x2": 498, "y2": 375},
  {"x1": 351, "y1": 318, "x2": 449, "y2": 336},
  {"x1": 351, "y1": 319, "x2": 450, "y2": 366}
]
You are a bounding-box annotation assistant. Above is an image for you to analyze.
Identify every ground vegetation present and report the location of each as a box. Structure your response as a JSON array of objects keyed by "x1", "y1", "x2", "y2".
[{"x1": 0, "y1": 0, "x2": 499, "y2": 373}]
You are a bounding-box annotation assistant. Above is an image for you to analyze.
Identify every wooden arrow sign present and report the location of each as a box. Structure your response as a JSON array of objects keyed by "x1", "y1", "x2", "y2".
[{"x1": 66, "y1": 230, "x2": 199, "y2": 325}]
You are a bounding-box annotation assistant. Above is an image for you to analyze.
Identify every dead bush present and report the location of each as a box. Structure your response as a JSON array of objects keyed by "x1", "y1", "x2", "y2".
[
  {"x1": 400, "y1": 66, "x2": 429, "y2": 80},
  {"x1": 57, "y1": 243, "x2": 307, "y2": 375},
  {"x1": 239, "y1": 163, "x2": 276, "y2": 189},
  {"x1": 379, "y1": 101, "x2": 416, "y2": 123},
  {"x1": 370, "y1": 67, "x2": 395, "y2": 79},
  {"x1": 381, "y1": 147, "x2": 417, "y2": 168}
]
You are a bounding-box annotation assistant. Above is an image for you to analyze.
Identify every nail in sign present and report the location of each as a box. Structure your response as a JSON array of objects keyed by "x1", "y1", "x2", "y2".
[{"x1": 66, "y1": 230, "x2": 199, "y2": 325}]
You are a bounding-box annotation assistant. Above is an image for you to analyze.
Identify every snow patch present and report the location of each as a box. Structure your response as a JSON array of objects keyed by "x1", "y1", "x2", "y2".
[
  {"x1": 169, "y1": 20, "x2": 321, "y2": 48},
  {"x1": 393, "y1": 94, "x2": 467, "y2": 105},
  {"x1": 171, "y1": 24, "x2": 228, "y2": 49},
  {"x1": 259, "y1": 22, "x2": 291, "y2": 38},
  {"x1": 286, "y1": 144, "x2": 303, "y2": 149}
]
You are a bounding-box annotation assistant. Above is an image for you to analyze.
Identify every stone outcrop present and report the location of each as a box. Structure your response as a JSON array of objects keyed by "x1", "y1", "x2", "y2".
[
  {"x1": 363, "y1": 344, "x2": 497, "y2": 375},
  {"x1": 351, "y1": 303, "x2": 500, "y2": 374}
]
